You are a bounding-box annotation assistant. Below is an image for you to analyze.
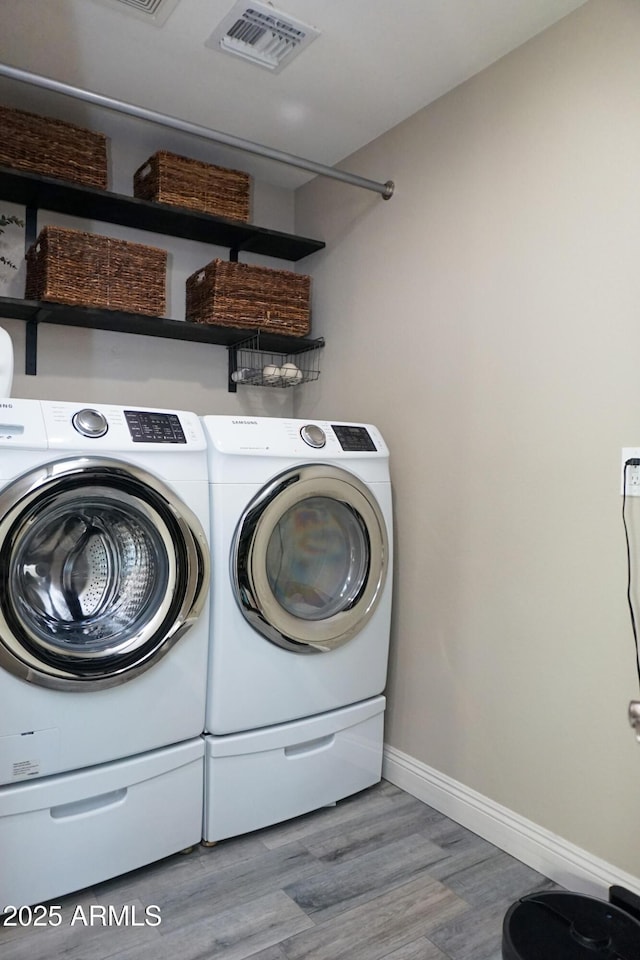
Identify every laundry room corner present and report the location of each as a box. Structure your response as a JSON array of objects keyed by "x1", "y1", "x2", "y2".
[{"x1": 4, "y1": 0, "x2": 640, "y2": 952}]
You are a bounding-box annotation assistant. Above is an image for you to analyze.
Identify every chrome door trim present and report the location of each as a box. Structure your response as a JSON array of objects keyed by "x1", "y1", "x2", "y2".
[
  {"x1": 232, "y1": 464, "x2": 388, "y2": 653},
  {"x1": 0, "y1": 456, "x2": 209, "y2": 690}
]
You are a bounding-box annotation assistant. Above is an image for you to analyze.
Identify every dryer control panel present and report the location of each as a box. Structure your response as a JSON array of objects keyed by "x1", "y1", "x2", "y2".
[{"x1": 332, "y1": 425, "x2": 377, "y2": 452}]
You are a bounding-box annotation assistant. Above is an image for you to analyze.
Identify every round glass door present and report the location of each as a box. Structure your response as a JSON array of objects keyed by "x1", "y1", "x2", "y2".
[
  {"x1": 0, "y1": 457, "x2": 209, "y2": 689},
  {"x1": 233, "y1": 465, "x2": 388, "y2": 652},
  {"x1": 265, "y1": 496, "x2": 369, "y2": 620}
]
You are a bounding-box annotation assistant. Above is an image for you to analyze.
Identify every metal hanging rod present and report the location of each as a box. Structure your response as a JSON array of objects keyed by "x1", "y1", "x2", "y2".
[{"x1": 0, "y1": 63, "x2": 395, "y2": 199}]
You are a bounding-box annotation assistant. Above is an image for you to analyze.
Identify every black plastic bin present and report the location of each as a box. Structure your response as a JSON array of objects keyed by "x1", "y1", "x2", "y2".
[{"x1": 503, "y1": 890, "x2": 640, "y2": 959}]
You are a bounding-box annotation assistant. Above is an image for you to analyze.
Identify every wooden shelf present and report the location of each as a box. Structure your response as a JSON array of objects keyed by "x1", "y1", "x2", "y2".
[
  {"x1": 0, "y1": 166, "x2": 325, "y2": 261},
  {"x1": 0, "y1": 298, "x2": 324, "y2": 378},
  {"x1": 0, "y1": 166, "x2": 325, "y2": 386}
]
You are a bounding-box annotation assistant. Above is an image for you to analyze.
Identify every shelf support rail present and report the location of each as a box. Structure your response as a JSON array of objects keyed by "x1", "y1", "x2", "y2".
[
  {"x1": 23, "y1": 204, "x2": 39, "y2": 375},
  {"x1": 25, "y1": 318, "x2": 37, "y2": 376},
  {"x1": 0, "y1": 63, "x2": 395, "y2": 200},
  {"x1": 24, "y1": 307, "x2": 54, "y2": 376}
]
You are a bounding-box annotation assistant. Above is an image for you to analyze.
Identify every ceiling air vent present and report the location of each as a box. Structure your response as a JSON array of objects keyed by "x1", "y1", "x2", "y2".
[
  {"x1": 206, "y1": 1, "x2": 319, "y2": 73},
  {"x1": 91, "y1": 0, "x2": 181, "y2": 27}
]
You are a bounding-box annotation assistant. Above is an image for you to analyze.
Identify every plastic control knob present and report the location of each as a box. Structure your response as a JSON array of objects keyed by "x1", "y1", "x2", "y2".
[
  {"x1": 300, "y1": 424, "x2": 326, "y2": 448},
  {"x1": 72, "y1": 408, "x2": 108, "y2": 438}
]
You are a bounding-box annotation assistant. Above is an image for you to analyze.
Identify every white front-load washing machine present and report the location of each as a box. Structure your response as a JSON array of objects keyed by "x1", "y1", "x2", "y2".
[
  {"x1": 0, "y1": 398, "x2": 210, "y2": 909},
  {"x1": 201, "y1": 415, "x2": 393, "y2": 842}
]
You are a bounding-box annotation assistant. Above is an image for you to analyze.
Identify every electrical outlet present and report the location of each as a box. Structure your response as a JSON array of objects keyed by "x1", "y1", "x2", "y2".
[{"x1": 622, "y1": 448, "x2": 640, "y2": 495}]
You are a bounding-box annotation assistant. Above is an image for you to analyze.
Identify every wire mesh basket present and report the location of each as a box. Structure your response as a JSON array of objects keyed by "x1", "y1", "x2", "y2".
[{"x1": 229, "y1": 334, "x2": 323, "y2": 388}]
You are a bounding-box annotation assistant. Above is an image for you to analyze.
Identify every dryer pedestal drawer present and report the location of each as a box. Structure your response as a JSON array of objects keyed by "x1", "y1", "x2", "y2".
[
  {"x1": 0, "y1": 738, "x2": 204, "y2": 910},
  {"x1": 203, "y1": 696, "x2": 385, "y2": 843}
]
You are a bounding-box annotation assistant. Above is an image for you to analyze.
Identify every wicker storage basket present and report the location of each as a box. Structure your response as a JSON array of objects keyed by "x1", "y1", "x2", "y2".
[
  {"x1": 25, "y1": 227, "x2": 167, "y2": 316},
  {"x1": 186, "y1": 259, "x2": 311, "y2": 337},
  {"x1": 0, "y1": 106, "x2": 108, "y2": 190},
  {"x1": 133, "y1": 151, "x2": 251, "y2": 222}
]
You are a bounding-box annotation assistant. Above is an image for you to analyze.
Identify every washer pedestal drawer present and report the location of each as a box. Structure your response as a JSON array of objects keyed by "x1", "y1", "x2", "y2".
[
  {"x1": 0, "y1": 738, "x2": 204, "y2": 910},
  {"x1": 203, "y1": 696, "x2": 385, "y2": 843}
]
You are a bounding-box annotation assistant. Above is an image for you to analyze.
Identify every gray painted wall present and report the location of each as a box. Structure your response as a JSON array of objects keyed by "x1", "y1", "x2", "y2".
[{"x1": 295, "y1": 0, "x2": 640, "y2": 879}]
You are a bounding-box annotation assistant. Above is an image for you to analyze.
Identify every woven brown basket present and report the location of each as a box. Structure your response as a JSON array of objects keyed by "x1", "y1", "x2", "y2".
[
  {"x1": 185, "y1": 259, "x2": 311, "y2": 337},
  {"x1": 133, "y1": 151, "x2": 251, "y2": 222},
  {"x1": 0, "y1": 106, "x2": 108, "y2": 190},
  {"x1": 25, "y1": 226, "x2": 167, "y2": 316}
]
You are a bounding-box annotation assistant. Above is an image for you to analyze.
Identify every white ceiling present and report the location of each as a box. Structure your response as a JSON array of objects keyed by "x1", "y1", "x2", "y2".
[{"x1": 0, "y1": 0, "x2": 588, "y2": 190}]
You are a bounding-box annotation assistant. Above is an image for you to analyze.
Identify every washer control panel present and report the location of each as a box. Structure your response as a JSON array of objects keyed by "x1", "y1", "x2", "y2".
[
  {"x1": 72, "y1": 408, "x2": 109, "y2": 438},
  {"x1": 332, "y1": 424, "x2": 377, "y2": 452},
  {"x1": 124, "y1": 410, "x2": 187, "y2": 444},
  {"x1": 38, "y1": 401, "x2": 204, "y2": 450}
]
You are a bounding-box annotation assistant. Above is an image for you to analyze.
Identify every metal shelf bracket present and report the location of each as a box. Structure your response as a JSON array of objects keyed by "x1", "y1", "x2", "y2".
[
  {"x1": 25, "y1": 317, "x2": 38, "y2": 375},
  {"x1": 25, "y1": 308, "x2": 56, "y2": 375},
  {"x1": 228, "y1": 342, "x2": 239, "y2": 393}
]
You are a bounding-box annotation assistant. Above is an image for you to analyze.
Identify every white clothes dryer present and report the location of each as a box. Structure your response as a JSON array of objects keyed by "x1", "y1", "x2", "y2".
[
  {"x1": 201, "y1": 415, "x2": 393, "y2": 842},
  {"x1": 0, "y1": 398, "x2": 210, "y2": 908}
]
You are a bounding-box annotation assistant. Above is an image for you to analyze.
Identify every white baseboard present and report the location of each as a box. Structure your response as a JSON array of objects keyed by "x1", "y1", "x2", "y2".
[{"x1": 382, "y1": 744, "x2": 640, "y2": 900}]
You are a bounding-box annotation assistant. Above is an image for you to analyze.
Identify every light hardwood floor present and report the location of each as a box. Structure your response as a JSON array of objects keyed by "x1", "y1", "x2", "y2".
[{"x1": 0, "y1": 780, "x2": 556, "y2": 960}]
